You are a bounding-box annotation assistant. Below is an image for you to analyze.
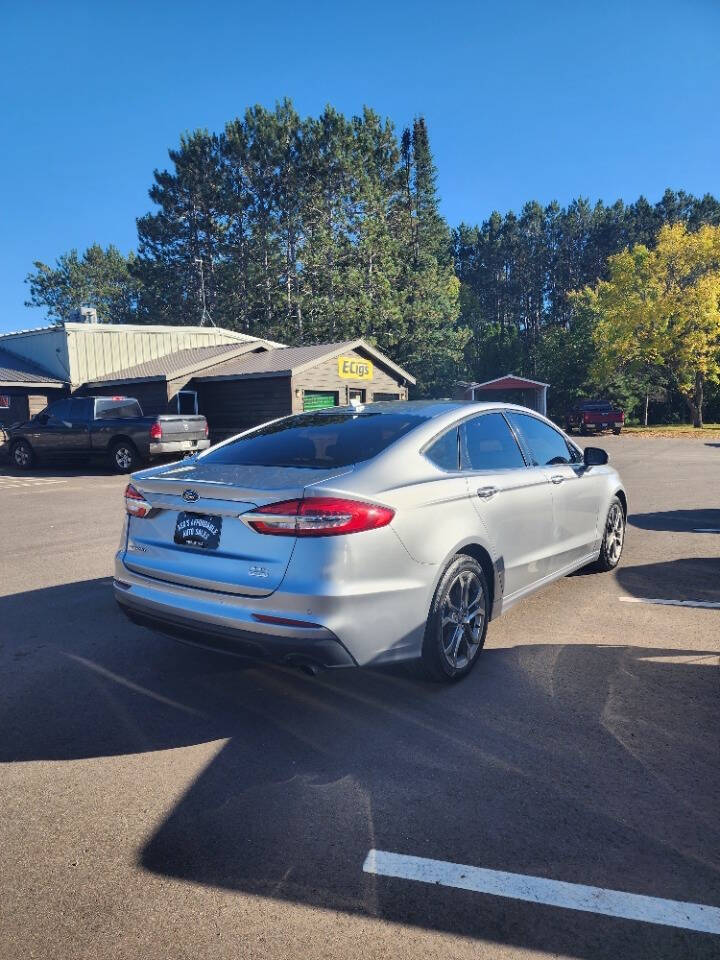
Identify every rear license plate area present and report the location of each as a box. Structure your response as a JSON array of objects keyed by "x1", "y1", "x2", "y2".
[{"x1": 174, "y1": 512, "x2": 222, "y2": 549}]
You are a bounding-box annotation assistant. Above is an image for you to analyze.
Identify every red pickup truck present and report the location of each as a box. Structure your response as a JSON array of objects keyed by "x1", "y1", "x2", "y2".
[{"x1": 565, "y1": 400, "x2": 624, "y2": 435}]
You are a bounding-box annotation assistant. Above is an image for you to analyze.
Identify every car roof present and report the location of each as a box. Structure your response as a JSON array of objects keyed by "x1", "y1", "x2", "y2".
[{"x1": 313, "y1": 399, "x2": 535, "y2": 418}]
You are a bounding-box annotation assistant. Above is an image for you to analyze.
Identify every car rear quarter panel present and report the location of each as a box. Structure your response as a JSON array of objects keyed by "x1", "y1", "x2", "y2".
[
  {"x1": 278, "y1": 526, "x2": 435, "y2": 665},
  {"x1": 306, "y1": 452, "x2": 502, "y2": 640}
]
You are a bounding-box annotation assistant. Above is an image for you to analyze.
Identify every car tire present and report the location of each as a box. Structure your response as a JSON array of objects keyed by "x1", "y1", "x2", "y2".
[
  {"x1": 10, "y1": 439, "x2": 34, "y2": 470},
  {"x1": 421, "y1": 555, "x2": 489, "y2": 682},
  {"x1": 613, "y1": 427, "x2": 622, "y2": 435},
  {"x1": 594, "y1": 497, "x2": 625, "y2": 572},
  {"x1": 109, "y1": 440, "x2": 140, "y2": 473}
]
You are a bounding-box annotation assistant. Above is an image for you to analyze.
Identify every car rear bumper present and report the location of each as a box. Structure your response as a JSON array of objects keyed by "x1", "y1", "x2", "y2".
[
  {"x1": 114, "y1": 529, "x2": 434, "y2": 668},
  {"x1": 149, "y1": 439, "x2": 210, "y2": 456},
  {"x1": 116, "y1": 594, "x2": 356, "y2": 668},
  {"x1": 114, "y1": 575, "x2": 357, "y2": 669}
]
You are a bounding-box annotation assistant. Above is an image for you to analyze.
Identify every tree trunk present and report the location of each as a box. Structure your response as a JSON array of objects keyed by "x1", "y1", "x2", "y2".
[
  {"x1": 683, "y1": 371, "x2": 704, "y2": 428},
  {"x1": 694, "y1": 370, "x2": 704, "y2": 428}
]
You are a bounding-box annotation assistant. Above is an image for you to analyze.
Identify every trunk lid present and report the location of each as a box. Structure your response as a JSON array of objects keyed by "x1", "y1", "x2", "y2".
[{"x1": 122, "y1": 461, "x2": 352, "y2": 596}]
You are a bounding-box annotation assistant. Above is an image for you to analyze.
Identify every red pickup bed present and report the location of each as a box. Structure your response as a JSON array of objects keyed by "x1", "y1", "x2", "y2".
[{"x1": 565, "y1": 401, "x2": 624, "y2": 435}]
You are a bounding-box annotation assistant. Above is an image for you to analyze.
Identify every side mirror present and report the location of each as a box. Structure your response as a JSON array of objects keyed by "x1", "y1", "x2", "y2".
[
  {"x1": 584, "y1": 446, "x2": 608, "y2": 466},
  {"x1": 35, "y1": 413, "x2": 49, "y2": 425}
]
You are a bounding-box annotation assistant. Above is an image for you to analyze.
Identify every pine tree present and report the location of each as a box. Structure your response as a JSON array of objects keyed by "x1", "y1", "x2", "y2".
[
  {"x1": 25, "y1": 244, "x2": 139, "y2": 323},
  {"x1": 135, "y1": 131, "x2": 226, "y2": 326},
  {"x1": 392, "y1": 119, "x2": 466, "y2": 395}
]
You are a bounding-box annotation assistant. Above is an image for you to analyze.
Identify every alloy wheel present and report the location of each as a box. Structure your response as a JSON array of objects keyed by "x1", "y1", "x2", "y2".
[
  {"x1": 13, "y1": 444, "x2": 30, "y2": 468},
  {"x1": 441, "y1": 570, "x2": 486, "y2": 670},
  {"x1": 606, "y1": 502, "x2": 625, "y2": 564},
  {"x1": 115, "y1": 447, "x2": 132, "y2": 471}
]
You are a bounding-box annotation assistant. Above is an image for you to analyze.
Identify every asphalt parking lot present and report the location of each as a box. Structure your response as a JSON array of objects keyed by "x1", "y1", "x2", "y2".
[{"x1": 1, "y1": 436, "x2": 718, "y2": 960}]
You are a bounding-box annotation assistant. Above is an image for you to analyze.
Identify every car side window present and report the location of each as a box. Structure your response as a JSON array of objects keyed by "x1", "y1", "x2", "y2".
[
  {"x1": 507, "y1": 412, "x2": 576, "y2": 466},
  {"x1": 68, "y1": 398, "x2": 91, "y2": 421},
  {"x1": 566, "y1": 439, "x2": 584, "y2": 464},
  {"x1": 459, "y1": 413, "x2": 526, "y2": 471},
  {"x1": 46, "y1": 400, "x2": 71, "y2": 422},
  {"x1": 425, "y1": 427, "x2": 459, "y2": 470}
]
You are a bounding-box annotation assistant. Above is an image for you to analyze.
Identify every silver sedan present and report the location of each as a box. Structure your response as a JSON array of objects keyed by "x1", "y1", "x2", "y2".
[{"x1": 114, "y1": 401, "x2": 626, "y2": 681}]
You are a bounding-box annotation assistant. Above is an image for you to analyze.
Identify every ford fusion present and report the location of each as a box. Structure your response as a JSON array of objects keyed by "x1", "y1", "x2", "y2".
[{"x1": 114, "y1": 401, "x2": 626, "y2": 681}]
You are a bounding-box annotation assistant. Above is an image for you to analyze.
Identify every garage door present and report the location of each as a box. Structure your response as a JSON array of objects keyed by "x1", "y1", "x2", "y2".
[{"x1": 303, "y1": 391, "x2": 338, "y2": 412}]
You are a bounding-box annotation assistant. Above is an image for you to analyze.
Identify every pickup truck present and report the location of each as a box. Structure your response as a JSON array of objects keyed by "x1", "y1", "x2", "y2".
[
  {"x1": 565, "y1": 400, "x2": 624, "y2": 435},
  {"x1": 7, "y1": 396, "x2": 210, "y2": 472}
]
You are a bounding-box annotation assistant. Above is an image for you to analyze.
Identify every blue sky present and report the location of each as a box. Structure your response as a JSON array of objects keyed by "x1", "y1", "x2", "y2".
[{"x1": 1, "y1": 0, "x2": 719, "y2": 333}]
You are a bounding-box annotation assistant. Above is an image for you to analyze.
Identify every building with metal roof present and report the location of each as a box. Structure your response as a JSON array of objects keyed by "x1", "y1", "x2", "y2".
[
  {"x1": 0, "y1": 322, "x2": 415, "y2": 437},
  {"x1": 458, "y1": 374, "x2": 549, "y2": 416},
  {"x1": 82, "y1": 336, "x2": 415, "y2": 435},
  {"x1": 0, "y1": 347, "x2": 66, "y2": 426},
  {"x1": 0, "y1": 348, "x2": 66, "y2": 388}
]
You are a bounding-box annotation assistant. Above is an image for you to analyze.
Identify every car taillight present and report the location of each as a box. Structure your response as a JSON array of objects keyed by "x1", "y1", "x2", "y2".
[
  {"x1": 619, "y1": 411, "x2": 625, "y2": 421},
  {"x1": 149, "y1": 422, "x2": 163, "y2": 441},
  {"x1": 124, "y1": 483, "x2": 152, "y2": 518},
  {"x1": 243, "y1": 497, "x2": 395, "y2": 537},
  {"x1": 204, "y1": 420, "x2": 209, "y2": 438},
  {"x1": 583, "y1": 413, "x2": 592, "y2": 423}
]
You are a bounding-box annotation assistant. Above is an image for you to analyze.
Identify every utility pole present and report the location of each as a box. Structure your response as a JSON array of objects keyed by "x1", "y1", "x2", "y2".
[{"x1": 194, "y1": 257, "x2": 215, "y2": 327}]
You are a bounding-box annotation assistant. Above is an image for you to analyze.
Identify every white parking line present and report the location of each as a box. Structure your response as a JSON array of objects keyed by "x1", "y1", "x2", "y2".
[
  {"x1": 0, "y1": 480, "x2": 68, "y2": 489},
  {"x1": 363, "y1": 850, "x2": 720, "y2": 935},
  {"x1": 638, "y1": 653, "x2": 718, "y2": 665},
  {"x1": 618, "y1": 596, "x2": 720, "y2": 609},
  {"x1": 0, "y1": 476, "x2": 67, "y2": 485}
]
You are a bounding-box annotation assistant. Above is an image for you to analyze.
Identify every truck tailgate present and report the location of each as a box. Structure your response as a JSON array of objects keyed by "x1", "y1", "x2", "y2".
[{"x1": 157, "y1": 415, "x2": 207, "y2": 441}]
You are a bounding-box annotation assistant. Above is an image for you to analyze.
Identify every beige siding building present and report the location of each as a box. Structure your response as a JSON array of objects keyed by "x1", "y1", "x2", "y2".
[
  {"x1": 0, "y1": 323, "x2": 415, "y2": 437},
  {"x1": 0, "y1": 323, "x2": 271, "y2": 387}
]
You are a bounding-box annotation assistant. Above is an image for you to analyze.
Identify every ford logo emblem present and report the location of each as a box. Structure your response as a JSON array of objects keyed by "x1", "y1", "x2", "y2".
[{"x1": 182, "y1": 489, "x2": 199, "y2": 503}]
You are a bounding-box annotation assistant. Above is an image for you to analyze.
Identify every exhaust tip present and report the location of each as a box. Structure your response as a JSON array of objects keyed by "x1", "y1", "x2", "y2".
[{"x1": 284, "y1": 655, "x2": 323, "y2": 677}]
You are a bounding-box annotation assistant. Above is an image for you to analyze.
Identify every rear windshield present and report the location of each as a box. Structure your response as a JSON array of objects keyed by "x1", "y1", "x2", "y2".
[
  {"x1": 580, "y1": 402, "x2": 613, "y2": 411},
  {"x1": 94, "y1": 398, "x2": 143, "y2": 419},
  {"x1": 200, "y1": 412, "x2": 428, "y2": 468}
]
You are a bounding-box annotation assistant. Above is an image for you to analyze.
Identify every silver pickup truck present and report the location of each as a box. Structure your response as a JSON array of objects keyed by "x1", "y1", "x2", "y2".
[{"x1": 6, "y1": 395, "x2": 210, "y2": 472}]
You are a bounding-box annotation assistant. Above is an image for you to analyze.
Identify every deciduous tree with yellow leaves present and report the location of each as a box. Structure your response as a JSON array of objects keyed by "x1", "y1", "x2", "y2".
[{"x1": 572, "y1": 223, "x2": 720, "y2": 427}]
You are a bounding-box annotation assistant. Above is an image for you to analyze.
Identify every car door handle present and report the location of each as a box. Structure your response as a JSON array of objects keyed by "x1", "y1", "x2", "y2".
[
  {"x1": 477, "y1": 486, "x2": 499, "y2": 500},
  {"x1": 550, "y1": 475, "x2": 565, "y2": 484}
]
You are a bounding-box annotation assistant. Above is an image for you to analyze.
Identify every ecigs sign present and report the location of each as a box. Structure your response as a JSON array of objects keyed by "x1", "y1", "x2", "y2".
[{"x1": 337, "y1": 356, "x2": 373, "y2": 381}]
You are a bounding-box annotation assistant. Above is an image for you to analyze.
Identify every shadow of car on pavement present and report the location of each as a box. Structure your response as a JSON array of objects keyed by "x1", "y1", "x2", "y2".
[
  {"x1": 1, "y1": 577, "x2": 718, "y2": 959},
  {"x1": 629, "y1": 509, "x2": 720, "y2": 532},
  {"x1": 616, "y1": 556, "x2": 720, "y2": 603}
]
